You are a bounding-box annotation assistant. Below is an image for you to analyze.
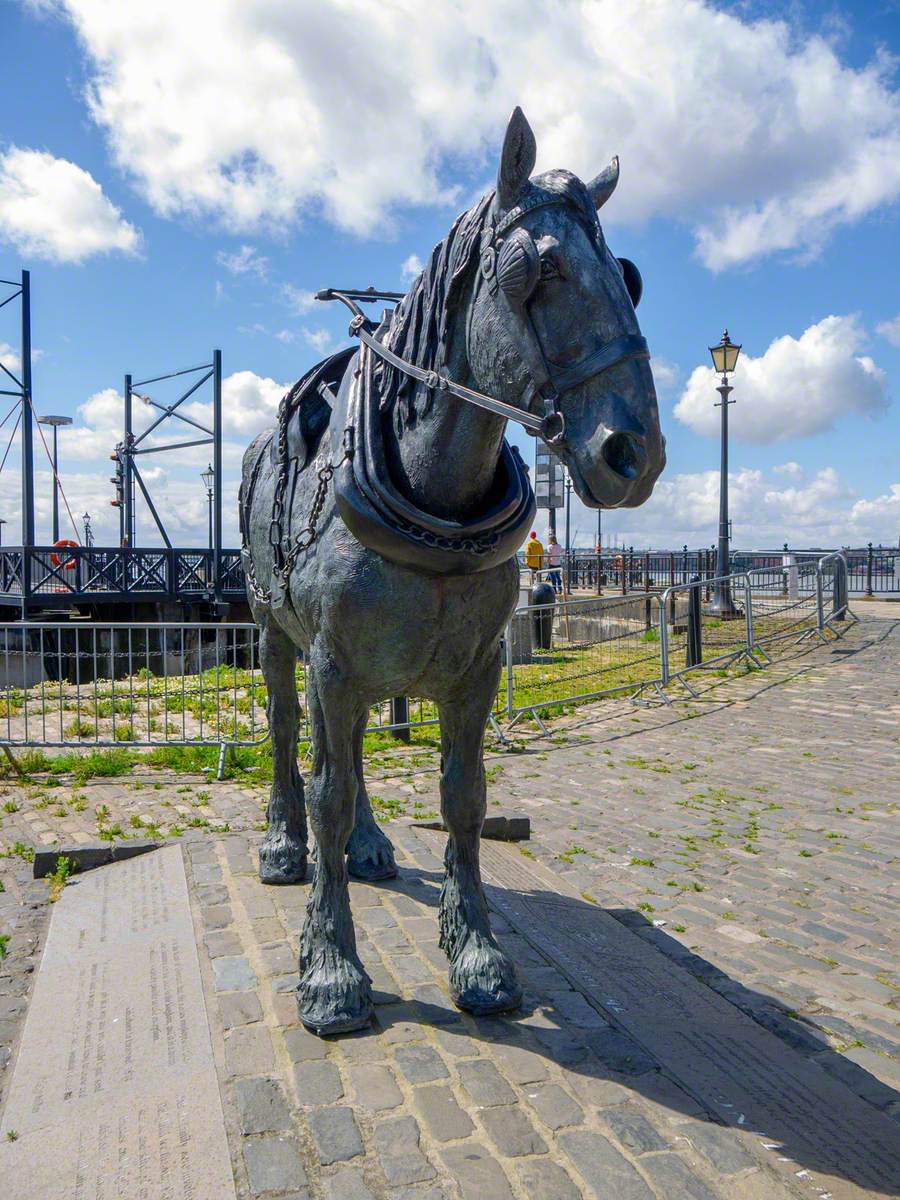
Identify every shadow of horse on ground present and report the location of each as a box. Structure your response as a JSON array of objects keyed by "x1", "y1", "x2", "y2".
[{"x1": 355, "y1": 863, "x2": 900, "y2": 1198}]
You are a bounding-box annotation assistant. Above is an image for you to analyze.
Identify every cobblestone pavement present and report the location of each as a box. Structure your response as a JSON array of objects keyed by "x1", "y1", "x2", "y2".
[{"x1": 1, "y1": 608, "x2": 898, "y2": 1199}]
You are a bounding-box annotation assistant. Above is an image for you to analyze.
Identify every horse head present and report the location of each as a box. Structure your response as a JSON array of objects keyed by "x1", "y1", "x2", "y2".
[{"x1": 466, "y1": 107, "x2": 665, "y2": 508}]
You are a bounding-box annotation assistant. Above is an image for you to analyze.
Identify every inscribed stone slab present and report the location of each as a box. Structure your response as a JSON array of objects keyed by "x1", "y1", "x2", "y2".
[{"x1": 0, "y1": 845, "x2": 235, "y2": 1199}]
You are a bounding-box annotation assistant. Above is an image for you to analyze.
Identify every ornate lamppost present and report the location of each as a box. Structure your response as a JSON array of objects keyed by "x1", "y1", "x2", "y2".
[
  {"x1": 82, "y1": 511, "x2": 93, "y2": 548},
  {"x1": 201, "y1": 463, "x2": 215, "y2": 552},
  {"x1": 708, "y1": 330, "x2": 741, "y2": 617}
]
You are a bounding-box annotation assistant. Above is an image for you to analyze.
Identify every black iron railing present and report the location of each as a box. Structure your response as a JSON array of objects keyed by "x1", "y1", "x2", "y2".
[{"x1": 0, "y1": 546, "x2": 247, "y2": 604}]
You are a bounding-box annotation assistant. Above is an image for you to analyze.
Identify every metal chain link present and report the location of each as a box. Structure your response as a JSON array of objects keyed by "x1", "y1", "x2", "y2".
[{"x1": 242, "y1": 389, "x2": 348, "y2": 605}]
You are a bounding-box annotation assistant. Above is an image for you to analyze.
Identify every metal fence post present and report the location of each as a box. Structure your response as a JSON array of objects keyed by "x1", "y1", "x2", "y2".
[
  {"x1": 686, "y1": 576, "x2": 702, "y2": 667},
  {"x1": 744, "y1": 574, "x2": 754, "y2": 651},
  {"x1": 668, "y1": 552, "x2": 675, "y2": 589},
  {"x1": 643, "y1": 551, "x2": 650, "y2": 592},
  {"x1": 595, "y1": 546, "x2": 602, "y2": 595},
  {"x1": 504, "y1": 618, "x2": 515, "y2": 718},
  {"x1": 659, "y1": 594, "x2": 670, "y2": 685},
  {"x1": 865, "y1": 542, "x2": 874, "y2": 597},
  {"x1": 815, "y1": 562, "x2": 826, "y2": 633}
]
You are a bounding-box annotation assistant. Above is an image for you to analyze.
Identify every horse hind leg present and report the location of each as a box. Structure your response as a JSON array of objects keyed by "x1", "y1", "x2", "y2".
[
  {"x1": 346, "y1": 712, "x2": 397, "y2": 881},
  {"x1": 438, "y1": 664, "x2": 521, "y2": 1015},
  {"x1": 257, "y1": 618, "x2": 308, "y2": 885},
  {"x1": 297, "y1": 650, "x2": 373, "y2": 1035}
]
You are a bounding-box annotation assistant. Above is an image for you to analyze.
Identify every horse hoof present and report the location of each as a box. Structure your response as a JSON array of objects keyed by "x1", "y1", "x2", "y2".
[
  {"x1": 297, "y1": 968, "x2": 374, "y2": 1036},
  {"x1": 347, "y1": 826, "x2": 398, "y2": 882},
  {"x1": 259, "y1": 834, "x2": 308, "y2": 885},
  {"x1": 449, "y1": 936, "x2": 522, "y2": 1016}
]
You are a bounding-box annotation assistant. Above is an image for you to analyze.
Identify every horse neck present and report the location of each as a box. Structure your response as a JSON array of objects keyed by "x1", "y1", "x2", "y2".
[{"x1": 381, "y1": 333, "x2": 507, "y2": 520}]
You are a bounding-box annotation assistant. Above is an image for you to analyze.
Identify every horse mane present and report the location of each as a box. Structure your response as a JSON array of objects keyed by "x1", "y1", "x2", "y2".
[{"x1": 378, "y1": 191, "x2": 493, "y2": 429}]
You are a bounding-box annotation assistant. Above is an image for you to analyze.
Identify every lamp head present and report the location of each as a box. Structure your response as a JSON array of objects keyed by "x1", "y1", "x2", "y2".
[{"x1": 709, "y1": 329, "x2": 741, "y2": 377}]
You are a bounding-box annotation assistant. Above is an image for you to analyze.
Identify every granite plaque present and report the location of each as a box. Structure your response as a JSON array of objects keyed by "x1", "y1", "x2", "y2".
[{"x1": 0, "y1": 846, "x2": 235, "y2": 1199}]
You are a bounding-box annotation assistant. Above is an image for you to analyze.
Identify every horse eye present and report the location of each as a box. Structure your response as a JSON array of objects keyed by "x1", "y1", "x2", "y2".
[{"x1": 539, "y1": 256, "x2": 560, "y2": 282}]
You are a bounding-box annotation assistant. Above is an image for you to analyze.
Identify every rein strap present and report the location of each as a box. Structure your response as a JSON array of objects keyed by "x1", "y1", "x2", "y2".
[{"x1": 318, "y1": 286, "x2": 649, "y2": 446}]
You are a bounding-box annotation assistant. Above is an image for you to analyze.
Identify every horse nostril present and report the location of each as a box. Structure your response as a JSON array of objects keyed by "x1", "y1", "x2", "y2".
[{"x1": 602, "y1": 432, "x2": 644, "y2": 480}]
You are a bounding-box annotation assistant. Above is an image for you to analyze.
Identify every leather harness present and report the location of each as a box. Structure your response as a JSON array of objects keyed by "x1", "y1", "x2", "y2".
[
  {"x1": 242, "y1": 192, "x2": 652, "y2": 597},
  {"x1": 320, "y1": 191, "x2": 649, "y2": 447}
]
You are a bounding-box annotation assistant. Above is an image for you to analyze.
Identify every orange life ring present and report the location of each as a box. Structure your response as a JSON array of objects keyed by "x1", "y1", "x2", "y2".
[{"x1": 50, "y1": 539, "x2": 79, "y2": 569}]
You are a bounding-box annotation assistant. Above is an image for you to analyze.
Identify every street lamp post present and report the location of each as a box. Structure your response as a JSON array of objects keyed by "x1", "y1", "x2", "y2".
[
  {"x1": 0, "y1": 519, "x2": 6, "y2": 547},
  {"x1": 38, "y1": 414, "x2": 73, "y2": 543},
  {"x1": 82, "y1": 512, "x2": 93, "y2": 548},
  {"x1": 708, "y1": 330, "x2": 742, "y2": 617},
  {"x1": 201, "y1": 464, "x2": 215, "y2": 555}
]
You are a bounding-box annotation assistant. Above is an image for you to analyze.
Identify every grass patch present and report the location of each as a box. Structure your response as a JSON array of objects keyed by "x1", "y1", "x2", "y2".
[{"x1": 47, "y1": 855, "x2": 72, "y2": 902}]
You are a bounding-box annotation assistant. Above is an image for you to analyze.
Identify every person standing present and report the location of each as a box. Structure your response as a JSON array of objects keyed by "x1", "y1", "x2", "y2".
[
  {"x1": 547, "y1": 534, "x2": 563, "y2": 594},
  {"x1": 524, "y1": 530, "x2": 545, "y2": 578}
]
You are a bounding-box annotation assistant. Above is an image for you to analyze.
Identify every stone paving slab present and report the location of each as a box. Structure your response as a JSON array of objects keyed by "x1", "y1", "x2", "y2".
[{"x1": 0, "y1": 846, "x2": 234, "y2": 1199}]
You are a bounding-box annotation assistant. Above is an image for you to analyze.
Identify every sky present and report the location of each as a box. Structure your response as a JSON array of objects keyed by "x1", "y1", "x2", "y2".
[{"x1": 0, "y1": 0, "x2": 898, "y2": 552}]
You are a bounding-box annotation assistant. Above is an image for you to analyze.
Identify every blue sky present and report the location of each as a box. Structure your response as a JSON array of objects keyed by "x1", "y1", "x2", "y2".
[{"x1": 1, "y1": 0, "x2": 898, "y2": 550}]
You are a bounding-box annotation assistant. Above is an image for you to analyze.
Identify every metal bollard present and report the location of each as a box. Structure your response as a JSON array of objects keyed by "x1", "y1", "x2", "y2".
[
  {"x1": 865, "y1": 542, "x2": 874, "y2": 597},
  {"x1": 390, "y1": 696, "x2": 410, "y2": 742},
  {"x1": 531, "y1": 581, "x2": 555, "y2": 650}
]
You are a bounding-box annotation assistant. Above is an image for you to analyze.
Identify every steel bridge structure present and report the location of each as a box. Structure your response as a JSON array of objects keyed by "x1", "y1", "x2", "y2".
[{"x1": 1, "y1": 266, "x2": 247, "y2": 615}]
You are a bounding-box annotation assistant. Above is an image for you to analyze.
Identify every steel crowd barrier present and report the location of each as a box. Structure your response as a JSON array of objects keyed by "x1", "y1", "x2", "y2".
[{"x1": 0, "y1": 555, "x2": 855, "y2": 765}]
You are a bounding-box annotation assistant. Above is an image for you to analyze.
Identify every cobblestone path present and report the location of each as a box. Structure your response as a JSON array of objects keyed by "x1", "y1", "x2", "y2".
[{"x1": 0, "y1": 608, "x2": 897, "y2": 1199}]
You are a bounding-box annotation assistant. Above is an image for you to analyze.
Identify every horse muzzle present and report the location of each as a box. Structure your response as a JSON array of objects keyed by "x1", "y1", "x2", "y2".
[{"x1": 566, "y1": 427, "x2": 666, "y2": 509}]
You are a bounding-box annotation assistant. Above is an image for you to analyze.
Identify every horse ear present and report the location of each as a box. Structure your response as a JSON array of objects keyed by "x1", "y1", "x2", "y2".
[
  {"x1": 618, "y1": 257, "x2": 643, "y2": 308},
  {"x1": 588, "y1": 156, "x2": 619, "y2": 210},
  {"x1": 497, "y1": 107, "x2": 536, "y2": 208}
]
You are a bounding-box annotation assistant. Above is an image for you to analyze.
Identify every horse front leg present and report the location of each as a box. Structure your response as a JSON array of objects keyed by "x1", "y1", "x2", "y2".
[
  {"x1": 297, "y1": 651, "x2": 373, "y2": 1035},
  {"x1": 346, "y1": 712, "x2": 398, "y2": 881},
  {"x1": 257, "y1": 618, "x2": 308, "y2": 884},
  {"x1": 438, "y1": 660, "x2": 522, "y2": 1015}
]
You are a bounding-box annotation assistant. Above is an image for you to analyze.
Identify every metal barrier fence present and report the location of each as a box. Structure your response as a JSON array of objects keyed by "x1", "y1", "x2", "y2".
[
  {"x1": 517, "y1": 545, "x2": 898, "y2": 595},
  {"x1": 0, "y1": 555, "x2": 855, "y2": 763}
]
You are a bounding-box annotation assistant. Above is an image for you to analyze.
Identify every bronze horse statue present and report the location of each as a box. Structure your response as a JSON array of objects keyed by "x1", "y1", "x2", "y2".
[{"x1": 240, "y1": 108, "x2": 665, "y2": 1035}]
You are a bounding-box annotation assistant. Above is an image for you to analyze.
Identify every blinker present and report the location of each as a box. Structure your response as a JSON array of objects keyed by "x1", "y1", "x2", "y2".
[{"x1": 495, "y1": 228, "x2": 541, "y2": 303}]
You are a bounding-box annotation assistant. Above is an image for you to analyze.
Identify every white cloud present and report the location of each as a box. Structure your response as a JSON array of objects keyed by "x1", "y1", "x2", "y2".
[
  {"x1": 216, "y1": 244, "x2": 268, "y2": 278},
  {"x1": 876, "y1": 315, "x2": 900, "y2": 348},
  {"x1": 220, "y1": 370, "x2": 288, "y2": 436},
  {"x1": 0, "y1": 343, "x2": 20, "y2": 375},
  {"x1": 673, "y1": 316, "x2": 889, "y2": 444},
  {"x1": 401, "y1": 253, "x2": 423, "y2": 281},
  {"x1": 302, "y1": 328, "x2": 333, "y2": 355},
  {"x1": 650, "y1": 357, "x2": 679, "y2": 396},
  {"x1": 49, "y1": 1, "x2": 900, "y2": 264},
  {"x1": 0, "y1": 146, "x2": 140, "y2": 263},
  {"x1": 282, "y1": 284, "x2": 317, "y2": 315},
  {"x1": 555, "y1": 462, "x2": 899, "y2": 551}
]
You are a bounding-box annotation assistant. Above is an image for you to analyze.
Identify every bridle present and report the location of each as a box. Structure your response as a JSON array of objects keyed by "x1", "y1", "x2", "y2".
[{"x1": 318, "y1": 192, "x2": 649, "y2": 447}]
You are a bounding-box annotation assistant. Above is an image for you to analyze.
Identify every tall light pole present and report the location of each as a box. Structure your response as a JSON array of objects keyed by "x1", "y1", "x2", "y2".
[
  {"x1": 201, "y1": 463, "x2": 215, "y2": 553},
  {"x1": 82, "y1": 511, "x2": 93, "y2": 548},
  {"x1": 37, "y1": 414, "x2": 73, "y2": 542},
  {"x1": 708, "y1": 330, "x2": 741, "y2": 617},
  {"x1": 0, "y1": 518, "x2": 6, "y2": 547}
]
